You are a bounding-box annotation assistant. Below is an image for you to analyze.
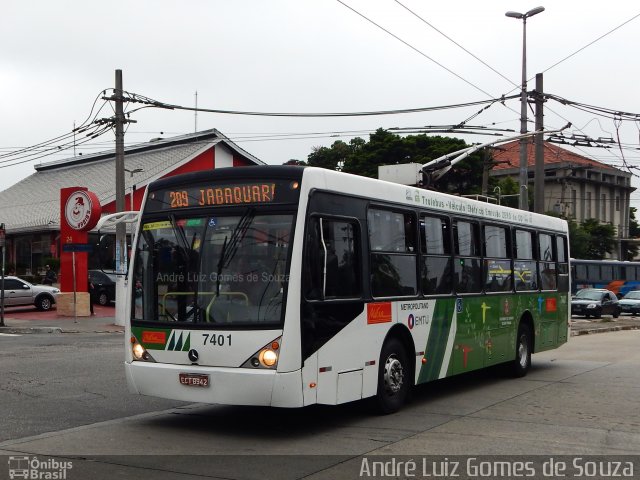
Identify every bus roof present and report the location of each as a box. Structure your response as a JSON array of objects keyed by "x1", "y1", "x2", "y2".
[{"x1": 303, "y1": 167, "x2": 568, "y2": 233}]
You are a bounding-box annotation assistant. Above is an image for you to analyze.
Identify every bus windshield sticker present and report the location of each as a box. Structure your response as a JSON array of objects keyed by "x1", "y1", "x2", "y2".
[{"x1": 143, "y1": 220, "x2": 172, "y2": 231}]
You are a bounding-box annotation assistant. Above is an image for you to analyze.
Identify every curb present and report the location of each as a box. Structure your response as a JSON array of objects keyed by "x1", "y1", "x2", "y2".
[
  {"x1": 0, "y1": 326, "x2": 63, "y2": 334},
  {"x1": 571, "y1": 324, "x2": 640, "y2": 336},
  {"x1": 0, "y1": 326, "x2": 123, "y2": 334}
]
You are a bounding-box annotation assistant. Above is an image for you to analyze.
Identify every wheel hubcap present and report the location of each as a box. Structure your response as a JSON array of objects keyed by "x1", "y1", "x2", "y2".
[
  {"x1": 383, "y1": 355, "x2": 404, "y2": 394},
  {"x1": 518, "y1": 334, "x2": 529, "y2": 368}
]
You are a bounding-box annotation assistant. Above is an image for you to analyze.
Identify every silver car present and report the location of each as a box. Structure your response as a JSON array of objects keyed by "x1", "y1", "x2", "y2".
[
  {"x1": 1, "y1": 276, "x2": 60, "y2": 311},
  {"x1": 619, "y1": 290, "x2": 640, "y2": 315}
]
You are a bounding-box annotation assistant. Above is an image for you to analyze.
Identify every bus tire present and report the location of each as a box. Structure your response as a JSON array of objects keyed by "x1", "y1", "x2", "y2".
[
  {"x1": 374, "y1": 337, "x2": 410, "y2": 414},
  {"x1": 510, "y1": 323, "x2": 532, "y2": 378}
]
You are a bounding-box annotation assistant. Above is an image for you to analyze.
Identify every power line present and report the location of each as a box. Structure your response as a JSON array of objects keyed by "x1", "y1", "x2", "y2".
[
  {"x1": 393, "y1": 0, "x2": 518, "y2": 89},
  {"x1": 122, "y1": 90, "x2": 518, "y2": 117},
  {"x1": 335, "y1": 0, "x2": 499, "y2": 100},
  {"x1": 541, "y1": 12, "x2": 640, "y2": 75}
]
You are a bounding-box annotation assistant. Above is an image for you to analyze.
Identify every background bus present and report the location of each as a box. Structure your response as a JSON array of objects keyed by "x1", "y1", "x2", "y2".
[
  {"x1": 571, "y1": 259, "x2": 640, "y2": 297},
  {"x1": 125, "y1": 166, "x2": 569, "y2": 413}
]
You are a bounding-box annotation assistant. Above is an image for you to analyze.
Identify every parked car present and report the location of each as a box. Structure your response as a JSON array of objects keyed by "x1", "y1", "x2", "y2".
[
  {"x1": 88, "y1": 270, "x2": 116, "y2": 306},
  {"x1": 571, "y1": 288, "x2": 620, "y2": 318},
  {"x1": 1, "y1": 276, "x2": 60, "y2": 310},
  {"x1": 618, "y1": 290, "x2": 640, "y2": 315}
]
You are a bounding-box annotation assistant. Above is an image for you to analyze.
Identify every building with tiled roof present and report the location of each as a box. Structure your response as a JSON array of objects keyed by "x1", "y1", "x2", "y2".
[
  {"x1": 490, "y1": 140, "x2": 635, "y2": 238},
  {"x1": 0, "y1": 129, "x2": 264, "y2": 278}
]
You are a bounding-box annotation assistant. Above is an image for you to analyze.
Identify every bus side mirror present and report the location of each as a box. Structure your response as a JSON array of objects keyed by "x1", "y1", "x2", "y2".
[{"x1": 95, "y1": 211, "x2": 140, "y2": 278}]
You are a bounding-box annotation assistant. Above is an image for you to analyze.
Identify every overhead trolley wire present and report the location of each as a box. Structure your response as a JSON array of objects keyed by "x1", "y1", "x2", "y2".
[
  {"x1": 335, "y1": 0, "x2": 499, "y2": 100},
  {"x1": 393, "y1": 0, "x2": 519, "y2": 89},
  {"x1": 123, "y1": 90, "x2": 519, "y2": 118}
]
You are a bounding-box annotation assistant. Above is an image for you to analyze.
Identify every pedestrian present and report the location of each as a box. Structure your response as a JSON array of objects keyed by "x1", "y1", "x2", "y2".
[
  {"x1": 43, "y1": 265, "x2": 57, "y2": 285},
  {"x1": 88, "y1": 275, "x2": 95, "y2": 315}
]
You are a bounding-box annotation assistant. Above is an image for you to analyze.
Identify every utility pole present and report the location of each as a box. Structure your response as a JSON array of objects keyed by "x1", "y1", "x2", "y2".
[
  {"x1": 111, "y1": 70, "x2": 130, "y2": 327},
  {"x1": 534, "y1": 73, "x2": 545, "y2": 214},
  {"x1": 115, "y1": 70, "x2": 126, "y2": 275}
]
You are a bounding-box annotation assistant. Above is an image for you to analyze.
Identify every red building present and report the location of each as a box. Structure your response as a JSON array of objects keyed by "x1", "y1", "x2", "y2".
[{"x1": 0, "y1": 129, "x2": 264, "y2": 281}]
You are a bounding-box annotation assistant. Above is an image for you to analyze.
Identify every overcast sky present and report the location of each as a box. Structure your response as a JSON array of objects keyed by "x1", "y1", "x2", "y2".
[{"x1": 2, "y1": 1, "x2": 639, "y2": 206}]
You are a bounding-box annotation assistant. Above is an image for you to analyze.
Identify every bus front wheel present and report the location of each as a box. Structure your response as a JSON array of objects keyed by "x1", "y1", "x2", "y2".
[
  {"x1": 510, "y1": 323, "x2": 532, "y2": 378},
  {"x1": 374, "y1": 337, "x2": 410, "y2": 414}
]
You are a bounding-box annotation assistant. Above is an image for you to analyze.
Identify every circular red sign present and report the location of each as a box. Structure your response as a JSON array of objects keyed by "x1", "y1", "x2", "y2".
[{"x1": 64, "y1": 190, "x2": 102, "y2": 231}]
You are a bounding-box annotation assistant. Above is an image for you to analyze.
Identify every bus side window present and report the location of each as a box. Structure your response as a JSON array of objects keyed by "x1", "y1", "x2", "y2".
[
  {"x1": 483, "y1": 225, "x2": 512, "y2": 292},
  {"x1": 368, "y1": 208, "x2": 417, "y2": 297},
  {"x1": 304, "y1": 218, "x2": 324, "y2": 300},
  {"x1": 304, "y1": 217, "x2": 361, "y2": 300},
  {"x1": 539, "y1": 233, "x2": 557, "y2": 290},
  {"x1": 420, "y1": 215, "x2": 452, "y2": 295},
  {"x1": 453, "y1": 220, "x2": 482, "y2": 294},
  {"x1": 514, "y1": 229, "x2": 536, "y2": 291},
  {"x1": 556, "y1": 235, "x2": 569, "y2": 293}
]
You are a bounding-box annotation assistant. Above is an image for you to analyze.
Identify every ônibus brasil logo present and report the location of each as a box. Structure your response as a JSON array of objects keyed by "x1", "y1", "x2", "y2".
[{"x1": 8, "y1": 456, "x2": 73, "y2": 479}]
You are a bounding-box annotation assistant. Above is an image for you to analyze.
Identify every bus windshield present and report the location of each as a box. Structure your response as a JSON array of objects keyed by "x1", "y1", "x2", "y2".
[{"x1": 132, "y1": 210, "x2": 293, "y2": 326}]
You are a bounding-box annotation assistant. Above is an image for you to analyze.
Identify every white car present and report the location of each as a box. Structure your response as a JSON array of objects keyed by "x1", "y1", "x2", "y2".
[{"x1": 1, "y1": 276, "x2": 60, "y2": 311}]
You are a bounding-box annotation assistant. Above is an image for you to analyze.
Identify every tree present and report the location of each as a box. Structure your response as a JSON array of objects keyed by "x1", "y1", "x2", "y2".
[
  {"x1": 306, "y1": 129, "x2": 485, "y2": 196},
  {"x1": 283, "y1": 159, "x2": 307, "y2": 166},
  {"x1": 493, "y1": 176, "x2": 519, "y2": 208},
  {"x1": 581, "y1": 218, "x2": 616, "y2": 259},
  {"x1": 566, "y1": 218, "x2": 591, "y2": 259}
]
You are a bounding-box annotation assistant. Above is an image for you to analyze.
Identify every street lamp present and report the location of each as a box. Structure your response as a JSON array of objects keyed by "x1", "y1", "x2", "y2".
[{"x1": 506, "y1": 6, "x2": 545, "y2": 211}]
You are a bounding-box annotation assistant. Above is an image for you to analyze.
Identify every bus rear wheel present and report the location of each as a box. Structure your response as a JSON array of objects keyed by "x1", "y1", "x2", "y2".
[
  {"x1": 510, "y1": 323, "x2": 532, "y2": 378},
  {"x1": 374, "y1": 337, "x2": 410, "y2": 414}
]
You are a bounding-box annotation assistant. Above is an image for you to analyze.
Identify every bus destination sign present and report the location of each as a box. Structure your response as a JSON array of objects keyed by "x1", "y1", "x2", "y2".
[{"x1": 147, "y1": 180, "x2": 300, "y2": 211}]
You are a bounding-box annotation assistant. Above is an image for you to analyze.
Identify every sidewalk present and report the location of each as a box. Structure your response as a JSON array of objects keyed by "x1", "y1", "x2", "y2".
[
  {"x1": 0, "y1": 304, "x2": 122, "y2": 334},
  {"x1": 569, "y1": 315, "x2": 640, "y2": 336},
  {"x1": 1, "y1": 305, "x2": 639, "y2": 336}
]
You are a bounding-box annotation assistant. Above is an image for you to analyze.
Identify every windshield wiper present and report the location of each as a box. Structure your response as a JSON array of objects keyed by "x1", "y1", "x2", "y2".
[
  {"x1": 215, "y1": 208, "x2": 255, "y2": 297},
  {"x1": 169, "y1": 214, "x2": 202, "y2": 322}
]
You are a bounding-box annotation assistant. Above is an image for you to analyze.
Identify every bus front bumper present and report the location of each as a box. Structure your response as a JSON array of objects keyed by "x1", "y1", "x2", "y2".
[{"x1": 125, "y1": 361, "x2": 304, "y2": 407}]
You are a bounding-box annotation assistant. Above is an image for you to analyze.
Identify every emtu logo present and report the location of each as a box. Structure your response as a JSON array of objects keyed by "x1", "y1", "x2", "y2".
[{"x1": 407, "y1": 314, "x2": 415, "y2": 329}]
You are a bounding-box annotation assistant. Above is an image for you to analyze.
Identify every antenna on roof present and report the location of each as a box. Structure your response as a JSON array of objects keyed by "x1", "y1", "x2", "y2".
[
  {"x1": 73, "y1": 121, "x2": 76, "y2": 157},
  {"x1": 194, "y1": 91, "x2": 198, "y2": 133}
]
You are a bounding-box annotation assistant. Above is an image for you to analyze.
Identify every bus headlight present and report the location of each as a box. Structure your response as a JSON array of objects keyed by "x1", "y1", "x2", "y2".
[
  {"x1": 241, "y1": 337, "x2": 281, "y2": 369},
  {"x1": 132, "y1": 343, "x2": 145, "y2": 359},
  {"x1": 130, "y1": 336, "x2": 156, "y2": 362},
  {"x1": 259, "y1": 349, "x2": 278, "y2": 367}
]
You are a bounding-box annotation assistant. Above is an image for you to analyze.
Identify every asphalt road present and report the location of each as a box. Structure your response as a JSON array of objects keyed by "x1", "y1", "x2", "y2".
[
  {"x1": 0, "y1": 333, "x2": 185, "y2": 442},
  {"x1": 1, "y1": 330, "x2": 639, "y2": 479}
]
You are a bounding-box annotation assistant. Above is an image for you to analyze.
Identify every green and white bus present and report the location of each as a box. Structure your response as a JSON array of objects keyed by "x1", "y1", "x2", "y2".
[{"x1": 126, "y1": 165, "x2": 569, "y2": 413}]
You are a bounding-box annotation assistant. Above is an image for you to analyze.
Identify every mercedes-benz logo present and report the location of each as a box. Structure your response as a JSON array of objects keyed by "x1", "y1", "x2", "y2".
[{"x1": 188, "y1": 349, "x2": 199, "y2": 363}]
